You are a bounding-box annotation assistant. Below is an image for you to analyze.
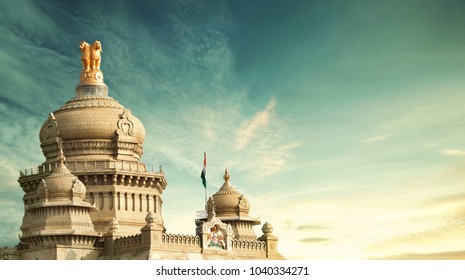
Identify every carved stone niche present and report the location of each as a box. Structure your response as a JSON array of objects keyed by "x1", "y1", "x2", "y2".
[
  {"x1": 115, "y1": 110, "x2": 142, "y2": 161},
  {"x1": 116, "y1": 110, "x2": 136, "y2": 138},
  {"x1": 40, "y1": 113, "x2": 60, "y2": 143},
  {"x1": 200, "y1": 217, "x2": 234, "y2": 251}
]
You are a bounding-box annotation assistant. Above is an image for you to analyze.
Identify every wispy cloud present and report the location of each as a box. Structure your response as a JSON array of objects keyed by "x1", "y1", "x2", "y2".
[
  {"x1": 248, "y1": 141, "x2": 300, "y2": 178},
  {"x1": 235, "y1": 98, "x2": 276, "y2": 150},
  {"x1": 364, "y1": 203, "x2": 465, "y2": 257},
  {"x1": 300, "y1": 237, "x2": 331, "y2": 243},
  {"x1": 79, "y1": 3, "x2": 299, "y2": 185},
  {"x1": 373, "y1": 250, "x2": 465, "y2": 260},
  {"x1": 362, "y1": 135, "x2": 387, "y2": 143},
  {"x1": 420, "y1": 192, "x2": 465, "y2": 207},
  {"x1": 0, "y1": 159, "x2": 26, "y2": 246},
  {"x1": 420, "y1": 143, "x2": 437, "y2": 148},
  {"x1": 442, "y1": 149, "x2": 465, "y2": 156},
  {"x1": 297, "y1": 224, "x2": 330, "y2": 231}
]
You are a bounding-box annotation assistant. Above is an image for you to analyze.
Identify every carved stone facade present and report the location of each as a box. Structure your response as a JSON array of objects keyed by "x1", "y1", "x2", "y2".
[{"x1": 2, "y1": 40, "x2": 283, "y2": 260}]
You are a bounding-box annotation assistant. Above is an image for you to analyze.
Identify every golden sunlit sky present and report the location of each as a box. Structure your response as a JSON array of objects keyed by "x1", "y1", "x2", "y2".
[{"x1": 1, "y1": 0, "x2": 465, "y2": 259}]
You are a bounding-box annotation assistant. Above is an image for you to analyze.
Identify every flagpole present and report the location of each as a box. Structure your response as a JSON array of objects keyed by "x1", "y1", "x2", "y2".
[
  {"x1": 204, "y1": 152, "x2": 207, "y2": 206},
  {"x1": 201, "y1": 152, "x2": 207, "y2": 208},
  {"x1": 204, "y1": 184, "x2": 207, "y2": 207}
]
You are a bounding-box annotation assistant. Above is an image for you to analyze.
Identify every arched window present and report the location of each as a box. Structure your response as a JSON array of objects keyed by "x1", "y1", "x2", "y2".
[
  {"x1": 131, "y1": 193, "x2": 135, "y2": 212},
  {"x1": 153, "y1": 195, "x2": 157, "y2": 213},
  {"x1": 88, "y1": 192, "x2": 94, "y2": 205},
  {"x1": 99, "y1": 192, "x2": 104, "y2": 210},
  {"x1": 109, "y1": 192, "x2": 113, "y2": 210},
  {"x1": 124, "y1": 193, "x2": 128, "y2": 211}
]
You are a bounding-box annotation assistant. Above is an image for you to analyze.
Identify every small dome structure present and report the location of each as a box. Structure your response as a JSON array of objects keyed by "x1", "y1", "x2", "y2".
[
  {"x1": 210, "y1": 168, "x2": 260, "y2": 240},
  {"x1": 33, "y1": 149, "x2": 90, "y2": 207},
  {"x1": 212, "y1": 168, "x2": 251, "y2": 217},
  {"x1": 20, "y1": 148, "x2": 100, "y2": 246}
]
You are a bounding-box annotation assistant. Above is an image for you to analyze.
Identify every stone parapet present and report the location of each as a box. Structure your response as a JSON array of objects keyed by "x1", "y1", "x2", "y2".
[
  {"x1": 19, "y1": 160, "x2": 161, "y2": 178},
  {"x1": 231, "y1": 239, "x2": 266, "y2": 251},
  {"x1": 113, "y1": 234, "x2": 145, "y2": 254},
  {"x1": 161, "y1": 233, "x2": 201, "y2": 248}
]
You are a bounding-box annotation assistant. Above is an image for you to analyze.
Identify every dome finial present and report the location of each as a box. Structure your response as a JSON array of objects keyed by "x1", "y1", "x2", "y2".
[
  {"x1": 79, "y1": 40, "x2": 104, "y2": 85},
  {"x1": 57, "y1": 141, "x2": 66, "y2": 166},
  {"x1": 224, "y1": 167, "x2": 230, "y2": 182}
]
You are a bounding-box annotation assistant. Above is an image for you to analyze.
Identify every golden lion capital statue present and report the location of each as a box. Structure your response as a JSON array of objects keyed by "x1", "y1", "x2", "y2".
[{"x1": 80, "y1": 40, "x2": 102, "y2": 71}]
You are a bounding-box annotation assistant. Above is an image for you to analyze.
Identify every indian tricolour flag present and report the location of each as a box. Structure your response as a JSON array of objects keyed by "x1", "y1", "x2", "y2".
[{"x1": 200, "y1": 152, "x2": 206, "y2": 188}]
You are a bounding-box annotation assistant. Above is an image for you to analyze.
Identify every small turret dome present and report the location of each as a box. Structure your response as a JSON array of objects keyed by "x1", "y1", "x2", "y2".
[
  {"x1": 34, "y1": 149, "x2": 89, "y2": 207},
  {"x1": 211, "y1": 168, "x2": 251, "y2": 217}
]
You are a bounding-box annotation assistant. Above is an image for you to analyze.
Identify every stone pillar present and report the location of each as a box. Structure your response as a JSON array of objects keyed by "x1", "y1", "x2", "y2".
[
  {"x1": 258, "y1": 222, "x2": 281, "y2": 259},
  {"x1": 140, "y1": 211, "x2": 164, "y2": 249},
  {"x1": 103, "y1": 218, "x2": 120, "y2": 256}
]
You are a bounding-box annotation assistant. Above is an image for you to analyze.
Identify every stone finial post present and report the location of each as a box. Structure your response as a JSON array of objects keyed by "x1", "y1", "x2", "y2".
[
  {"x1": 258, "y1": 222, "x2": 281, "y2": 259},
  {"x1": 103, "y1": 218, "x2": 120, "y2": 256},
  {"x1": 141, "y1": 211, "x2": 164, "y2": 249},
  {"x1": 206, "y1": 197, "x2": 216, "y2": 219}
]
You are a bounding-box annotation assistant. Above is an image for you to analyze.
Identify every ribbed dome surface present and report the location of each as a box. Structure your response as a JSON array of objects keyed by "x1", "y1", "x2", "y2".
[
  {"x1": 22, "y1": 152, "x2": 99, "y2": 243},
  {"x1": 39, "y1": 96, "x2": 145, "y2": 144},
  {"x1": 42, "y1": 163, "x2": 86, "y2": 200},
  {"x1": 39, "y1": 81, "x2": 145, "y2": 162},
  {"x1": 212, "y1": 169, "x2": 250, "y2": 217},
  {"x1": 35, "y1": 152, "x2": 89, "y2": 205}
]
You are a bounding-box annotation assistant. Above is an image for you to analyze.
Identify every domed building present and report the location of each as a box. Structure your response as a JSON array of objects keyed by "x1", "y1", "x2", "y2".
[
  {"x1": 4, "y1": 40, "x2": 283, "y2": 260},
  {"x1": 32, "y1": 41, "x2": 166, "y2": 237},
  {"x1": 20, "y1": 148, "x2": 101, "y2": 260},
  {"x1": 209, "y1": 168, "x2": 260, "y2": 240}
]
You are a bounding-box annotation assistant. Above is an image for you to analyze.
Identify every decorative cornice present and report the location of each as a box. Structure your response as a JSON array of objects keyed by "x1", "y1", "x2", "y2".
[
  {"x1": 63, "y1": 140, "x2": 117, "y2": 151},
  {"x1": 43, "y1": 221, "x2": 94, "y2": 227},
  {"x1": 59, "y1": 96, "x2": 124, "y2": 110},
  {"x1": 21, "y1": 234, "x2": 99, "y2": 247},
  {"x1": 41, "y1": 140, "x2": 143, "y2": 158}
]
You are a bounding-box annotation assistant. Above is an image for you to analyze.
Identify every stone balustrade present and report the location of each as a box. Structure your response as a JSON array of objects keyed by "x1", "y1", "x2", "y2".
[
  {"x1": 19, "y1": 160, "x2": 162, "y2": 177},
  {"x1": 103, "y1": 232, "x2": 271, "y2": 258},
  {"x1": 161, "y1": 233, "x2": 200, "y2": 247},
  {"x1": 114, "y1": 234, "x2": 143, "y2": 248},
  {"x1": 231, "y1": 239, "x2": 266, "y2": 251}
]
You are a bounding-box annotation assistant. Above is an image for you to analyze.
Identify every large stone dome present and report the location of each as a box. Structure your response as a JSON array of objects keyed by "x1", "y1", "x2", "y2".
[
  {"x1": 42, "y1": 96, "x2": 145, "y2": 143},
  {"x1": 39, "y1": 71, "x2": 145, "y2": 163}
]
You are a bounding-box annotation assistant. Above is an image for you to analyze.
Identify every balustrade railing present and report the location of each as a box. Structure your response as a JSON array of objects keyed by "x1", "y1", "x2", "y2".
[
  {"x1": 19, "y1": 160, "x2": 162, "y2": 177},
  {"x1": 231, "y1": 239, "x2": 266, "y2": 251},
  {"x1": 161, "y1": 233, "x2": 200, "y2": 246},
  {"x1": 114, "y1": 234, "x2": 143, "y2": 248}
]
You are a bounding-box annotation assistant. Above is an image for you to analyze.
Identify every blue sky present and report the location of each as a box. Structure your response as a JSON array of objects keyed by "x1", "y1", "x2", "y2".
[{"x1": 1, "y1": 0, "x2": 465, "y2": 259}]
